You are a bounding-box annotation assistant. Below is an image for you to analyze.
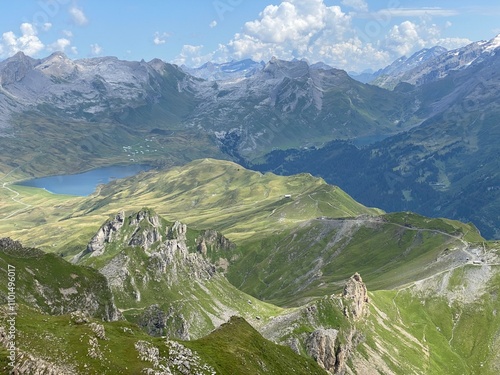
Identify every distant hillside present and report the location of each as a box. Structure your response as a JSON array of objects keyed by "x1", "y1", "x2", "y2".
[
  {"x1": 253, "y1": 35, "x2": 500, "y2": 239},
  {"x1": 0, "y1": 53, "x2": 420, "y2": 177}
]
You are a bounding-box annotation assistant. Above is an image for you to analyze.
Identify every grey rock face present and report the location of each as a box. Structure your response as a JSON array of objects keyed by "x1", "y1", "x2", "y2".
[
  {"x1": 306, "y1": 329, "x2": 339, "y2": 373},
  {"x1": 342, "y1": 272, "x2": 369, "y2": 321},
  {"x1": 86, "y1": 211, "x2": 125, "y2": 257}
]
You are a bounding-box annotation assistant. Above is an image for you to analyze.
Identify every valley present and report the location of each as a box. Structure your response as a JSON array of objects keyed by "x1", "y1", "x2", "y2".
[
  {"x1": 1, "y1": 159, "x2": 499, "y2": 374},
  {"x1": 0, "y1": 32, "x2": 499, "y2": 374}
]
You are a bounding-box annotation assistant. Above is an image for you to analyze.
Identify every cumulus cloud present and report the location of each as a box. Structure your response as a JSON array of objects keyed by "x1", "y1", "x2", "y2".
[
  {"x1": 180, "y1": 0, "x2": 471, "y2": 71},
  {"x1": 1, "y1": 23, "x2": 45, "y2": 57},
  {"x1": 69, "y1": 6, "x2": 88, "y2": 26},
  {"x1": 217, "y1": 0, "x2": 352, "y2": 64},
  {"x1": 42, "y1": 23, "x2": 53, "y2": 31},
  {"x1": 385, "y1": 20, "x2": 471, "y2": 56},
  {"x1": 173, "y1": 45, "x2": 214, "y2": 67},
  {"x1": 48, "y1": 38, "x2": 71, "y2": 53},
  {"x1": 153, "y1": 32, "x2": 169, "y2": 45},
  {"x1": 209, "y1": 20, "x2": 218, "y2": 28},
  {"x1": 90, "y1": 43, "x2": 102, "y2": 56}
]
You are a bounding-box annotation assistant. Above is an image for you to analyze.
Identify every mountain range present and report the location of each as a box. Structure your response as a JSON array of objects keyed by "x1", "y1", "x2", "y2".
[
  {"x1": 1, "y1": 36, "x2": 499, "y2": 241},
  {"x1": 253, "y1": 34, "x2": 500, "y2": 239},
  {"x1": 1, "y1": 33, "x2": 500, "y2": 373}
]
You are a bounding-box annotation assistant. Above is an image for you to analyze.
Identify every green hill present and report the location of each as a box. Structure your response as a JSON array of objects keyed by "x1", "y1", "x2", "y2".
[
  {"x1": 226, "y1": 212, "x2": 484, "y2": 306},
  {"x1": 0, "y1": 159, "x2": 498, "y2": 374},
  {"x1": 1, "y1": 158, "x2": 381, "y2": 256},
  {"x1": 0, "y1": 238, "x2": 118, "y2": 321}
]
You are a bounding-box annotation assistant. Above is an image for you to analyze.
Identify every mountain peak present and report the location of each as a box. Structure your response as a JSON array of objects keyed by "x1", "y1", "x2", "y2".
[
  {"x1": 262, "y1": 57, "x2": 310, "y2": 79},
  {"x1": 485, "y1": 33, "x2": 500, "y2": 52},
  {"x1": 44, "y1": 51, "x2": 69, "y2": 60}
]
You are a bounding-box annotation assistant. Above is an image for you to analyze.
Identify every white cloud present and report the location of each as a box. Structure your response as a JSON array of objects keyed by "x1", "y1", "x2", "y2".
[
  {"x1": 1, "y1": 23, "x2": 45, "y2": 57},
  {"x1": 63, "y1": 30, "x2": 74, "y2": 38},
  {"x1": 153, "y1": 32, "x2": 169, "y2": 45},
  {"x1": 71, "y1": 46, "x2": 78, "y2": 55},
  {"x1": 209, "y1": 20, "x2": 218, "y2": 28},
  {"x1": 48, "y1": 38, "x2": 71, "y2": 52},
  {"x1": 173, "y1": 45, "x2": 214, "y2": 67},
  {"x1": 69, "y1": 6, "x2": 88, "y2": 26},
  {"x1": 42, "y1": 23, "x2": 53, "y2": 31},
  {"x1": 90, "y1": 43, "x2": 102, "y2": 56},
  {"x1": 187, "y1": 0, "x2": 472, "y2": 71},
  {"x1": 217, "y1": 0, "x2": 352, "y2": 63},
  {"x1": 385, "y1": 21, "x2": 424, "y2": 56},
  {"x1": 385, "y1": 20, "x2": 471, "y2": 56},
  {"x1": 341, "y1": 0, "x2": 368, "y2": 12}
]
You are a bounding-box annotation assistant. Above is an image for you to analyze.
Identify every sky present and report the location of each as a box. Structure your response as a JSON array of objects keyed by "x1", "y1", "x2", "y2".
[{"x1": 0, "y1": 0, "x2": 499, "y2": 72}]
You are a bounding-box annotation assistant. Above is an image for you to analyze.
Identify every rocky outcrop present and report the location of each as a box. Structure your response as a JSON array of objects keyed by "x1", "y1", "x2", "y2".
[
  {"x1": 298, "y1": 274, "x2": 369, "y2": 374},
  {"x1": 84, "y1": 210, "x2": 234, "y2": 339},
  {"x1": 197, "y1": 229, "x2": 235, "y2": 257},
  {"x1": 135, "y1": 339, "x2": 216, "y2": 375},
  {"x1": 306, "y1": 329, "x2": 339, "y2": 372},
  {"x1": 7, "y1": 352, "x2": 78, "y2": 375},
  {"x1": 128, "y1": 212, "x2": 163, "y2": 251},
  {"x1": 342, "y1": 272, "x2": 369, "y2": 320},
  {"x1": 0, "y1": 237, "x2": 23, "y2": 250},
  {"x1": 74, "y1": 211, "x2": 125, "y2": 261},
  {"x1": 138, "y1": 305, "x2": 190, "y2": 339}
]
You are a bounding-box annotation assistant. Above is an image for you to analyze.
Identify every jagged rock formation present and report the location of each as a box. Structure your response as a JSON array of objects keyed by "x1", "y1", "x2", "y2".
[
  {"x1": 342, "y1": 272, "x2": 369, "y2": 320},
  {"x1": 76, "y1": 209, "x2": 275, "y2": 340},
  {"x1": 261, "y1": 273, "x2": 369, "y2": 374},
  {"x1": 303, "y1": 274, "x2": 368, "y2": 374}
]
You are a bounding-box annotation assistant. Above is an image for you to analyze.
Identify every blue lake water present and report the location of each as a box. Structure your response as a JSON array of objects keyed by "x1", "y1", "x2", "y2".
[{"x1": 17, "y1": 164, "x2": 152, "y2": 196}]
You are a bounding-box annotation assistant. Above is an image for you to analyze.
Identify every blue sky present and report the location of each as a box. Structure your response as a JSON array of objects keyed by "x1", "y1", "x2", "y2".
[{"x1": 0, "y1": 0, "x2": 499, "y2": 71}]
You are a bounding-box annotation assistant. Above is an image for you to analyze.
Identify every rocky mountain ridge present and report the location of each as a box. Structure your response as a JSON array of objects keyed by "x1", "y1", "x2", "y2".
[
  {"x1": 74, "y1": 209, "x2": 275, "y2": 340},
  {"x1": 351, "y1": 46, "x2": 448, "y2": 84},
  {"x1": 0, "y1": 50, "x2": 420, "y2": 171},
  {"x1": 373, "y1": 34, "x2": 500, "y2": 89}
]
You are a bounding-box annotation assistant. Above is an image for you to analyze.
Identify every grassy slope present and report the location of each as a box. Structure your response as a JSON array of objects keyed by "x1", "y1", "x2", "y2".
[
  {"x1": 0, "y1": 305, "x2": 327, "y2": 375},
  {"x1": 0, "y1": 243, "x2": 116, "y2": 320},
  {"x1": 0, "y1": 160, "x2": 485, "y2": 306},
  {"x1": 358, "y1": 263, "x2": 500, "y2": 374},
  {"x1": 184, "y1": 316, "x2": 327, "y2": 375},
  {"x1": 228, "y1": 212, "x2": 483, "y2": 306},
  {"x1": 0, "y1": 158, "x2": 381, "y2": 255},
  {"x1": 0, "y1": 159, "x2": 497, "y2": 374}
]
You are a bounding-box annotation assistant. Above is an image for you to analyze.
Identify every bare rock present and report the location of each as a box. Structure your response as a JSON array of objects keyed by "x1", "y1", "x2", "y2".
[
  {"x1": 342, "y1": 273, "x2": 369, "y2": 320},
  {"x1": 76, "y1": 211, "x2": 125, "y2": 260},
  {"x1": 306, "y1": 329, "x2": 339, "y2": 372}
]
